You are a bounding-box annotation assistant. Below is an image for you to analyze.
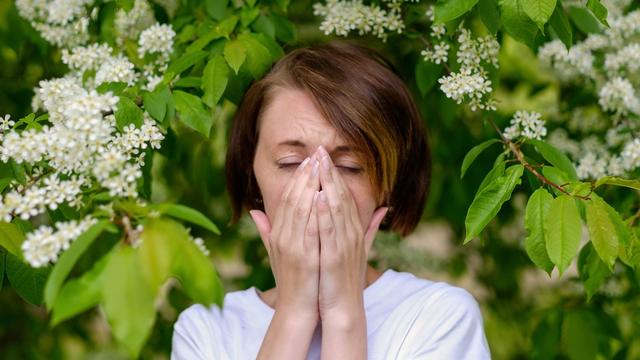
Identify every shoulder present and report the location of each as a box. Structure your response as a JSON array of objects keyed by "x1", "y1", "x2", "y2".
[
  {"x1": 171, "y1": 302, "x2": 225, "y2": 360},
  {"x1": 171, "y1": 288, "x2": 265, "y2": 360},
  {"x1": 404, "y1": 279, "x2": 490, "y2": 358}
]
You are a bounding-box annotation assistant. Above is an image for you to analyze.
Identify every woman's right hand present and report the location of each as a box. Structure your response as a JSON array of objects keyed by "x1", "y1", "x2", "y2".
[{"x1": 249, "y1": 152, "x2": 321, "y2": 322}]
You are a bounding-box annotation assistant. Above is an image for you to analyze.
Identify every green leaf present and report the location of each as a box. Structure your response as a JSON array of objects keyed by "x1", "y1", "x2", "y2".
[
  {"x1": 173, "y1": 76, "x2": 202, "y2": 88},
  {"x1": 237, "y1": 33, "x2": 272, "y2": 79},
  {"x1": 561, "y1": 310, "x2": 600, "y2": 360},
  {"x1": 585, "y1": 196, "x2": 618, "y2": 269},
  {"x1": 139, "y1": 219, "x2": 180, "y2": 291},
  {"x1": 0, "y1": 250, "x2": 5, "y2": 290},
  {"x1": 549, "y1": 0, "x2": 573, "y2": 48},
  {"x1": 202, "y1": 55, "x2": 229, "y2": 108},
  {"x1": 217, "y1": 15, "x2": 239, "y2": 37},
  {"x1": 0, "y1": 221, "x2": 25, "y2": 258},
  {"x1": 460, "y1": 139, "x2": 501, "y2": 179},
  {"x1": 51, "y1": 253, "x2": 110, "y2": 326},
  {"x1": 522, "y1": 0, "x2": 556, "y2": 32},
  {"x1": 115, "y1": 96, "x2": 144, "y2": 131},
  {"x1": 545, "y1": 195, "x2": 582, "y2": 275},
  {"x1": 5, "y1": 252, "x2": 50, "y2": 305},
  {"x1": 151, "y1": 204, "x2": 221, "y2": 235},
  {"x1": 478, "y1": 153, "x2": 506, "y2": 192},
  {"x1": 142, "y1": 85, "x2": 170, "y2": 124},
  {"x1": 240, "y1": 5, "x2": 260, "y2": 28},
  {"x1": 166, "y1": 50, "x2": 208, "y2": 76},
  {"x1": 102, "y1": 245, "x2": 156, "y2": 358},
  {"x1": 271, "y1": 13, "x2": 297, "y2": 43},
  {"x1": 541, "y1": 166, "x2": 570, "y2": 195},
  {"x1": 251, "y1": 33, "x2": 284, "y2": 62},
  {"x1": 96, "y1": 82, "x2": 127, "y2": 95},
  {"x1": 499, "y1": 0, "x2": 539, "y2": 48},
  {"x1": 251, "y1": 14, "x2": 275, "y2": 39},
  {"x1": 44, "y1": 220, "x2": 110, "y2": 309},
  {"x1": 594, "y1": 176, "x2": 640, "y2": 191},
  {"x1": 586, "y1": 0, "x2": 609, "y2": 27},
  {"x1": 415, "y1": 60, "x2": 443, "y2": 96},
  {"x1": 434, "y1": 0, "x2": 480, "y2": 23},
  {"x1": 173, "y1": 90, "x2": 214, "y2": 137},
  {"x1": 464, "y1": 164, "x2": 524, "y2": 243},
  {"x1": 205, "y1": 0, "x2": 229, "y2": 21},
  {"x1": 477, "y1": 0, "x2": 501, "y2": 34},
  {"x1": 531, "y1": 309, "x2": 563, "y2": 360},
  {"x1": 224, "y1": 39, "x2": 246, "y2": 75},
  {"x1": 171, "y1": 223, "x2": 224, "y2": 307},
  {"x1": 593, "y1": 193, "x2": 631, "y2": 265},
  {"x1": 567, "y1": 5, "x2": 602, "y2": 34},
  {"x1": 578, "y1": 242, "x2": 610, "y2": 300},
  {"x1": 185, "y1": 31, "x2": 225, "y2": 54},
  {"x1": 530, "y1": 139, "x2": 577, "y2": 181},
  {"x1": 524, "y1": 188, "x2": 555, "y2": 274}
]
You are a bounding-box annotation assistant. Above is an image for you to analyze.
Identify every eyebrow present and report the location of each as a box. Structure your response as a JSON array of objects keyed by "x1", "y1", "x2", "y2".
[{"x1": 276, "y1": 140, "x2": 354, "y2": 153}]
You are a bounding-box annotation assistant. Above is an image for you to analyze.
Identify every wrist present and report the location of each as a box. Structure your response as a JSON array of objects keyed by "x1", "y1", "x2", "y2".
[
  {"x1": 320, "y1": 304, "x2": 365, "y2": 331},
  {"x1": 274, "y1": 306, "x2": 319, "y2": 330}
]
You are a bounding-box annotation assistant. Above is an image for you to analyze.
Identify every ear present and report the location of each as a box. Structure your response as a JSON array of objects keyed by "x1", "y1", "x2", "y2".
[
  {"x1": 249, "y1": 210, "x2": 272, "y2": 253},
  {"x1": 363, "y1": 207, "x2": 389, "y2": 254}
]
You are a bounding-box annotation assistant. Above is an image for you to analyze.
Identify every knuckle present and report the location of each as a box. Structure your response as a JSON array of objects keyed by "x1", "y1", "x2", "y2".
[
  {"x1": 294, "y1": 205, "x2": 307, "y2": 217},
  {"x1": 338, "y1": 190, "x2": 349, "y2": 202},
  {"x1": 320, "y1": 224, "x2": 335, "y2": 236},
  {"x1": 330, "y1": 204, "x2": 342, "y2": 215}
]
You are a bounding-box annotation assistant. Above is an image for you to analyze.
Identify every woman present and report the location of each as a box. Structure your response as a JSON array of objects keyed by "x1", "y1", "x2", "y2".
[{"x1": 172, "y1": 40, "x2": 490, "y2": 359}]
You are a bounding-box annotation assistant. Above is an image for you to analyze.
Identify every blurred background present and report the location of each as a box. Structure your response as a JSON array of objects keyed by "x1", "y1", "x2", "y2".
[{"x1": 1, "y1": 0, "x2": 639, "y2": 359}]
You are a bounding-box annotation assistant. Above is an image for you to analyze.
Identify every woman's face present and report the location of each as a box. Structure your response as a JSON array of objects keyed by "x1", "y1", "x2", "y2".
[{"x1": 252, "y1": 87, "x2": 379, "y2": 232}]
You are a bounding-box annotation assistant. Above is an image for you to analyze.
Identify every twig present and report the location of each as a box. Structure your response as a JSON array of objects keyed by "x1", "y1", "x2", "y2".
[{"x1": 486, "y1": 117, "x2": 591, "y2": 200}]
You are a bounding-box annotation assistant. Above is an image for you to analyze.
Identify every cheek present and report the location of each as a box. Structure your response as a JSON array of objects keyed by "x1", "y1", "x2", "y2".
[{"x1": 347, "y1": 182, "x2": 378, "y2": 229}]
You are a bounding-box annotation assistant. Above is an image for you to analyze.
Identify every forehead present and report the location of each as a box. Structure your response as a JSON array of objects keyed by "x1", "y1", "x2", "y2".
[{"x1": 258, "y1": 87, "x2": 348, "y2": 150}]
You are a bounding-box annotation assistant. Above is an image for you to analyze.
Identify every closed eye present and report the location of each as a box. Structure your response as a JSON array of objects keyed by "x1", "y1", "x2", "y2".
[{"x1": 277, "y1": 163, "x2": 363, "y2": 174}]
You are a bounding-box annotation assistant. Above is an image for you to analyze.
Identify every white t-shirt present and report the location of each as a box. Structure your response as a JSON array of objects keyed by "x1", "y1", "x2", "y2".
[{"x1": 171, "y1": 268, "x2": 491, "y2": 359}]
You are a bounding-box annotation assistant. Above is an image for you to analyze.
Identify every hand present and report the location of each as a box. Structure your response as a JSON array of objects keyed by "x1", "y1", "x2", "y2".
[
  {"x1": 249, "y1": 153, "x2": 322, "y2": 322},
  {"x1": 314, "y1": 146, "x2": 389, "y2": 319}
]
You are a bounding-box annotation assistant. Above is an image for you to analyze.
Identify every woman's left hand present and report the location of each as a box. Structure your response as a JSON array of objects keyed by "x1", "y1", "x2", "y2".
[{"x1": 315, "y1": 145, "x2": 389, "y2": 320}]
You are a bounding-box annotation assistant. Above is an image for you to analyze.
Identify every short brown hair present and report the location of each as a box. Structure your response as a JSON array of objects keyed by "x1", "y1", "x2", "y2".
[{"x1": 225, "y1": 40, "x2": 431, "y2": 236}]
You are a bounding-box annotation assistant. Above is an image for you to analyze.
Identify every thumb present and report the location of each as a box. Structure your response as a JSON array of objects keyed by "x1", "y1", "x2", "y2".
[
  {"x1": 249, "y1": 210, "x2": 272, "y2": 252},
  {"x1": 364, "y1": 207, "x2": 389, "y2": 254}
]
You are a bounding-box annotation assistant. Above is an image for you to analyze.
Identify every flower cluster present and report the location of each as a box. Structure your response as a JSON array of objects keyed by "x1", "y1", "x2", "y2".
[
  {"x1": 21, "y1": 217, "x2": 98, "y2": 268},
  {"x1": 502, "y1": 111, "x2": 547, "y2": 141},
  {"x1": 15, "y1": 0, "x2": 94, "y2": 48},
  {"x1": 538, "y1": 6, "x2": 640, "y2": 180},
  {"x1": 421, "y1": 7, "x2": 500, "y2": 111},
  {"x1": 438, "y1": 68, "x2": 494, "y2": 111},
  {"x1": 3, "y1": 3, "x2": 176, "y2": 268},
  {"x1": 114, "y1": 0, "x2": 156, "y2": 45},
  {"x1": 312, "y1": 0, "x2": 417, "y2": 42}
]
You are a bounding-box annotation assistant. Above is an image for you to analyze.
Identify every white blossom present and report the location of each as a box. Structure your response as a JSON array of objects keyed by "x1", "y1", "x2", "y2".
[
  {"x1": 620, "y1": 138, "x2": 640, "y2": 171},
  {"x1": 420, "y1": 42, "x2": 449, "y2": 64},
  {"x1": 115, "y1": 0, "x2": 155, "y2": 44},
  {"x1": 21, "y1": 216, "x2": 98, "y2": 267},
  {"x1": 438, "y1": 68, "x2": 495, "y2": 111},
  {"x1": 576, "y1": 151, "x2": 608, "y2": 179},
  {"x1": 0, "y1": 114, "x2": 15, "y2": 131},
  {"x1": 95, "y1": 55, "x2": 138, "y2": 86},
  {"x1": 61, "y1": 43, "x2": 113, "y2": 73},
  {"x1": 312, "y1": 0, "x2": 405, "y2": 42},
  {"x1": 598, "y1": 77, "x2": 640, "y2": 116},
  {"x1": 502, "y1": 111, "x2": 547, "y2": 141},
  {"x1": 138, "y1": 23, "x2": 176, "y2": 58}
]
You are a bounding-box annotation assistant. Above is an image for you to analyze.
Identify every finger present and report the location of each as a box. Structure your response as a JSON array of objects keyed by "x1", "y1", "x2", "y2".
[
  {"x1": 272, "y1": 156, "x2": 312, "y2": 233},
  {"x1": 326, "y1": 154, "x2": 363, "y2": 234},
  {"x1": 249, "y1": 209, "x2": 273, "y2": 254},
  {"x1": 286, "y1": 154, "x2": 321, "y2": 238},
  {"x1": 304, "y1": 191, "x2": 320, "y2": 253},
  {"x1": 317, "y1": 147, "x2": 347, "y2": 241},
  {"x1": 316, "y1": 190, "x2": 337, "y2": 252},
  {"x1": 363, "y1": 207, "x2": 389, "y2": 257}
]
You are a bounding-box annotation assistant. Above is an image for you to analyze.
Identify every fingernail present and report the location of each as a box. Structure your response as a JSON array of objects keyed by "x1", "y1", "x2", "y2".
[
  {"x1": 321, "y1": 155, "x2": 330, "y2": 170},
  {"x1": 318, "y1": 190, "x2": 326, "y2": 203},
  {"x1": 318, "y1": 145, "x2": 327, "y2": 157},
  {"x1": 299, "y1": 157, "x2": 310, "y2": 170},
  {"x1": 312, "y1": 160, "x2": 319, "y2": 177},
  {"x1": 313, "y1": 191, "x2": 319, "y2": 202}
]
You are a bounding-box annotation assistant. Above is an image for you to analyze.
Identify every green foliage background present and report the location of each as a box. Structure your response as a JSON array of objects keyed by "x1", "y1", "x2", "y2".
[{"x1": 0, "y1": 0, "x2": 639, "y2": 359}]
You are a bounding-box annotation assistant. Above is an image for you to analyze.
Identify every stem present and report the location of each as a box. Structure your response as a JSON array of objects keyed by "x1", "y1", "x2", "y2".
[{"x1": 486, "y1": 117, "x2": 591, "y2": 201}]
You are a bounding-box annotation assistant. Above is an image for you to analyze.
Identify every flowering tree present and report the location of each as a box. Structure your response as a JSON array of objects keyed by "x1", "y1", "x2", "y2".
[{"x1": 0, "y1": 0, "x2": 638, "y2": 358}]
